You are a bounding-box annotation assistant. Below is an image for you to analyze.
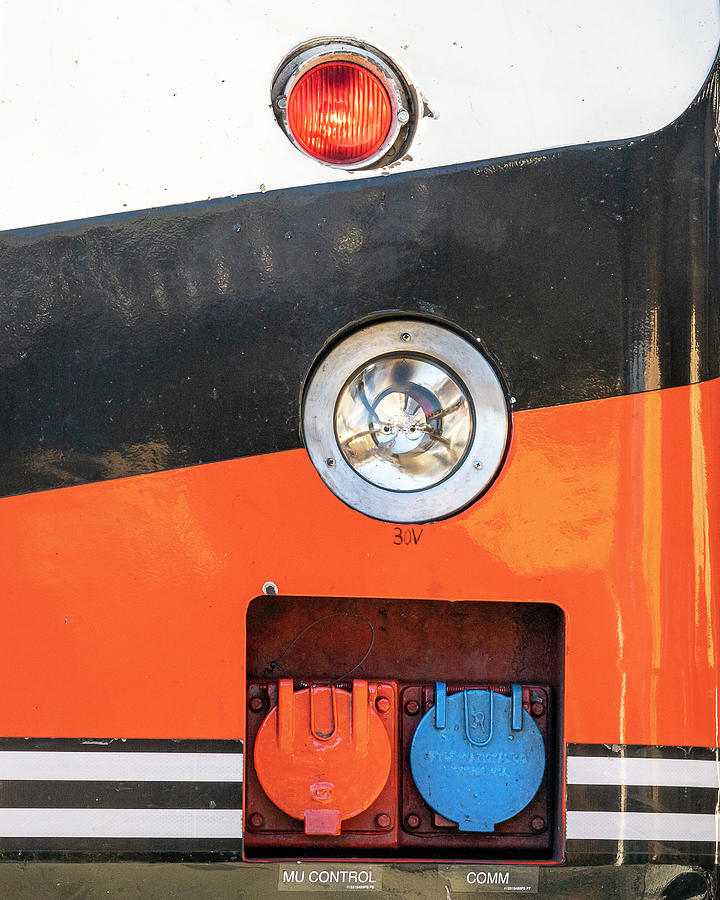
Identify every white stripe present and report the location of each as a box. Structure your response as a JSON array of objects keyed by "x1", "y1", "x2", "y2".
[
  {"x1": 567, "y1": 811, "x2": 720, "y2": 842},
  {"x1": 567, "y1": 756, "x2": 719, "y2": 788},
  {"x1": 0, "y1": 752, "x2": 242, "y2": 783},
  {"x1": 3, "y1": 809, "x2": 715, "y2": 842},
  {"x1": 0, "y1": 809, "x2": 243, "y2": 839}
]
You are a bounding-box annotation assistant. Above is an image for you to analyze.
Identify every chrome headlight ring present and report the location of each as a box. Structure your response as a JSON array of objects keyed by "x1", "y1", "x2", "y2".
[{"x1": 301, "y1": 319, "x2": 511, "y2": 523}]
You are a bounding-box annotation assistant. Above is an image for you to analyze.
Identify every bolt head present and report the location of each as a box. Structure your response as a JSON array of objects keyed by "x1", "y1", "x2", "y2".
[
  {"x1": 248, "y1": 812, "x2": 265, "y2": 830},
  {"x1": 531, "y1": 701, "x2": 545, "y2": 717},
  {"x1": 530, "y1": 816, "x2": 546, "y2": 832},
  {"x1": 397, "y1": 108, "x2": 410, "y2": 124},
  {"x1": 276, "y1": 96, "x2": 288, "y2": 109},
  {"x1": 405, "y1": 699, "x2": 420, "y2": 716},
  {"x1": 375, "y1": 696, "x2": 391, "y2": 714},
  {"x1": 248, "y1": 696, "x2": 264, "y2": 713},
  {"x1": 375, "y1": 813, "x2": 392, "y2": 829},
  {"x1": 405, "y1": 813, "x2": 421, "y2": 830}
]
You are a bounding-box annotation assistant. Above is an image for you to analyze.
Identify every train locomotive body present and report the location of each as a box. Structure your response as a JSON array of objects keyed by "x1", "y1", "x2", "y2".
[{"x1": 0, "y1": 2, "x2": 718, "y2": 897}]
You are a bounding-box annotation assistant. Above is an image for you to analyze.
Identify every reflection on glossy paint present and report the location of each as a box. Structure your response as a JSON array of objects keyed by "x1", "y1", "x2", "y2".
[
  {"x1": 688, "y1": 384, "x2": 715, "y2": 669},
  {"x1": 640, "y1": 388, "x2": 663, "y2": 748},
  {"x1": 0, "y1": 379, "x2": 716, "y2": 746}
]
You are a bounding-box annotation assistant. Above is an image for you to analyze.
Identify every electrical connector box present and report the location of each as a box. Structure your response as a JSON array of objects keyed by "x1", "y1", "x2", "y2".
[{"x1": 245, "y1": 595, "x2": 564, "y2": 861}]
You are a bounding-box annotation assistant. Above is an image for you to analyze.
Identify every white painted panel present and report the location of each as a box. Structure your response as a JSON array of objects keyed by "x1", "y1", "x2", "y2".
[
  {"x1": 567, "y1": 811, "x2": 720, "y2": 842},
  {"x1": 0, "y1": 808, "x2": 243, "y2": 838},
  {"x1": 0, "y1": 751, "x2": 243, "y2": 782},
  {"x1": 568, "y1": 756, "x2": 720, "y2": 789},
  {"x1": 0, "y1": 0, "x2": 718, "y2": 229}
]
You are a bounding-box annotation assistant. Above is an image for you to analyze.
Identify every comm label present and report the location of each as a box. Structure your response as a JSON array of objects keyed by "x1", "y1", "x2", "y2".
[
  {"x1": 440, "y1": 865, "x2": 539, "y2": 894},
  {"x1": 278, "y1": 864, "x2": 383, "y2": 892}
]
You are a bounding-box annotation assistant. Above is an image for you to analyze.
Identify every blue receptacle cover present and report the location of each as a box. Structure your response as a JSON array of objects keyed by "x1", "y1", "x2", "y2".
[{"x1": 409, "y1": 684, "x2": 545, "y2": 832}]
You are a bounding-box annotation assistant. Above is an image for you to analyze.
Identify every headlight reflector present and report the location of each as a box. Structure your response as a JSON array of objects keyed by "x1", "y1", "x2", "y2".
[{"x1": 335, "y1": 355, "x2": 473, "y2": 491}]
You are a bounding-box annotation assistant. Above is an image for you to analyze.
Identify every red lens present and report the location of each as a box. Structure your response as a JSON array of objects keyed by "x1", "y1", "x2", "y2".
[{"x1": 287, "y1": 61, "x2": 393, "y2": 165}]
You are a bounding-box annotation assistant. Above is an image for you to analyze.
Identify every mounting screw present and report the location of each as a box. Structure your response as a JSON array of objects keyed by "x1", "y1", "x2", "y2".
[
  {"x1": 248, "y1": 812, "x2": 265, "y2": 830},
  {"x1": 276, "y1": 96, "x2": 288, "y2": 109},
  {"x1": 405, "y1": 813, "x2": 421, "y2": 830},
  {"x1": 375, "y1": 813, "x2": 392, "y2": 829},
  {"x1": 397, "y1": 108, "x2": 410, "y2": 124},
  {"x1": 531, "y1": 701, "x2": 545, "y2": 717},
  {"x1": 401, "y1": 332, "x2": 411, "y2": 342},
  {"x1": 248, "y1": 696, "x2": 264, "y2": 713},
  {"x1": 473, "y1": 460, "x2": 483, "y2": 470},
  {"x1": 404, "y1": 699, "x2": 420, "y2": 716},
  {"x1": 375, "y1": 696, "x2": 391, "y2": 714},
  {"x1": 530, "y1": 816, "x2": 546, "y2": 833},
  {"x1": 326, "y1": 457, "x2": 336, "y2": 467}
]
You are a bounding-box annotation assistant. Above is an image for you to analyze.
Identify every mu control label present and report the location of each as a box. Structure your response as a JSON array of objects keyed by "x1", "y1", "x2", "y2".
[{"x1": 277, "y1": 865, "x2": 383, "y2": 891}]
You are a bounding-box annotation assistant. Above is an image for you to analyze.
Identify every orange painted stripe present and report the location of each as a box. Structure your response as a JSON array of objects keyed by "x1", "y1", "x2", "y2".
[{"x1": 0, "y1": 379, "x2": 717, "y2": 747}]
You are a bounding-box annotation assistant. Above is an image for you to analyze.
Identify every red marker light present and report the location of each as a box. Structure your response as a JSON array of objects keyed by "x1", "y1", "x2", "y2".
[{"x1": 287, "y1": 61, "x2": 393, "y2": 166}]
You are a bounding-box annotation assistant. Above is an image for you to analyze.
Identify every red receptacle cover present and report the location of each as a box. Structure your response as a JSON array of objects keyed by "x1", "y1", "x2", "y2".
[{"x1": 244, "y1": 679, "x2": 399, "y2": 856}]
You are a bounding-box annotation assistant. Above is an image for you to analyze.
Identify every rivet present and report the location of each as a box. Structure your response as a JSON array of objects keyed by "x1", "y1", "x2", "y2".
[
  {"x1": 531, "y1": 701, "x2": 545, "y2": 717},
  {"x1": 404, "y1": 699, "x2": 420, "y2": 716},
  {"x1": 531, "y1": 816, "x2": 546, "y2": 832},
  {"x1": 248, "y1": 812, "x2": 265, "y2": 829}
]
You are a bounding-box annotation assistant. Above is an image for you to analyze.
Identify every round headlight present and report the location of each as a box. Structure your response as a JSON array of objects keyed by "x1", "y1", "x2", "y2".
[{"x1": 302, "y1": 320, "x2": 510, "y2": 523}]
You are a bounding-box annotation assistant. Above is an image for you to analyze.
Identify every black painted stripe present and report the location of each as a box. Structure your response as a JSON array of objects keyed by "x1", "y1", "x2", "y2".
[
  {"x1": 0, "y1": 738, "x2": 244, "y2": 858},
  {"x1": 0, "y1": 739, "x2": 715, "y2": 865},
  {"x1": 0, "y1": 52, "x2": 718, "y2": 496},
  {"x1": 565, "y1": 839, "x2": 718, "y2": 866},
  {"x1": 0, "y1": 738, "x2": 242, "y2": 754},
  {"x1": 0, "y1": 838, "x2": 241, "y2": 857},
  {"x1": 567, "y1": 784, "x2": 717, "y2": 815},
  {"x1": 0, "y1": 781, "x2": 242, "y2": 810}
]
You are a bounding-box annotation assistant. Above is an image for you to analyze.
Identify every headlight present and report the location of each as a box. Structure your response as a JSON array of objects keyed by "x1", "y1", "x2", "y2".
[{"x1": 302, "y1": 319, "x2": 510, "y2": 523}]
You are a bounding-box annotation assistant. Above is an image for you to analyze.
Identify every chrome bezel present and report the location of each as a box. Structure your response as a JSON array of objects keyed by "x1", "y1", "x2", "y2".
[
  {"x1": 271, "y1": 39, "x2": 417, "y2": 171},
  {"x1": 302, "y1": 320, "x2": 511, "y2": 523}
]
